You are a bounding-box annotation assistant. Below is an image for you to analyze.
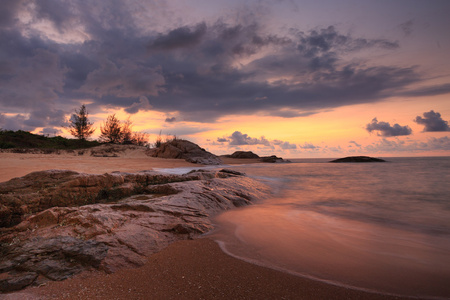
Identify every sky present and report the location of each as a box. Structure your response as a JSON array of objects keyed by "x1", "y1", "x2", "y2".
[{"x1": 0, "y1": 0, "x2": 450, "y2": 158}]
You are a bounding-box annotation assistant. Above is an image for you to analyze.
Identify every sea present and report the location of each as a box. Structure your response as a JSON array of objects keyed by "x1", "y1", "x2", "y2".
[{"x1": 158, "y1": 156, "x2": 450, "y2": 299}]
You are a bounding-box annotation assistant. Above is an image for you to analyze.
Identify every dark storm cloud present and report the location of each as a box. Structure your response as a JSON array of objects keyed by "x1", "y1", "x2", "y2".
[
  {"x1": 124, "y1": 96, "x2": 153, "y2": 114},
  {"x1": 0, "y1": 0, "x2": 24, "y2": 28},
  {"x1": 1, "y1": 1, "x2": 449, "y2": 130},
  {"x1": 80, "y1": 60, "x2": 165, "y2": 98},
  {"x1": 165, "y1": 117, "x2": 176, "y2": 123},
  {"x1": 0, "y1": 114, "x2": 32, "y2": 131},
  {"x1": 296, "y1": 26, "x2": 398, "y2": 58},
  {"x1": 399, "y1": 83, "x2": 450, "y2": 97},
  {"x1": 414, "y1": 110, "x2": 450, "y2": 132},
  {"x1": 34, "y1": 0, "x2": 76, "y2": 30},
  {"x1": 148, "y1": 23, "x2": 207, "y2": 51},
  {"x1": 366, "y1": 118, "x2": 412, "y2": 137}
]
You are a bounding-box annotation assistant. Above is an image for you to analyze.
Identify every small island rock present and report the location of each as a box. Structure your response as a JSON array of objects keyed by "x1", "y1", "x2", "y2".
[{"x1": 330, "y1": 156, "x2": 386, "y2": 163}]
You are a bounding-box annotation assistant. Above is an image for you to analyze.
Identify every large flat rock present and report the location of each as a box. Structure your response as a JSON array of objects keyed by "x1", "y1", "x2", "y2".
[{"x1": 0, "y1": 169, "x2": 269, "y2": 292}]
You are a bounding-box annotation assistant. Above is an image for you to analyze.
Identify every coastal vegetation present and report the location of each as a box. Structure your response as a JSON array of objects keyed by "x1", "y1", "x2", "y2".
[
  {"x1": 68, "y1": 104, "x2": 96, "y2": 140},
  {"x1": 0, "y1": 105, "x2": 150, "y2": 150},
  {"x1": 0, "y1": 129, "x2": 100, "y2": 150}
]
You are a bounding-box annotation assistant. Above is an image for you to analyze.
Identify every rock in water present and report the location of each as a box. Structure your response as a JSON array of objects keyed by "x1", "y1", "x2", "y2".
[
  {"x1": 0, "y1": 169, "x2": 269, "y2": 292},
  {"x1": 147, "y1": 139, "x2": 222, "y2": 165},
  {"x1": 330, "y1": 156, "x2": 386, "y2": 163},
  {"x1": 260, "y1": 155, "x2": 290, "y2": 163}
]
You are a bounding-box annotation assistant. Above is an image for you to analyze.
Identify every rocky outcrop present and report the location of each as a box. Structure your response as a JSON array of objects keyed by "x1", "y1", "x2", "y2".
[
  {"x1": 223, "y1": 151, "x2": 260, "y2": 159},
  {"x1": 260, "y1": 155, "x2": 290, "y2": 163},
  {"x1": 330, "y1": 156, "x2": 386, "y2": 163},
  {"x1": 0, "y1": 169, "x2": 269, "y2": 292},
  {"x1": 147, "y1": 139, "x2": 222, "y2": 165},
  {"x1": 222, "y1": 152, "x2": 290, "y2": 163},
  {"x1": 0, "y1": 169, "x2": 192, "y2": 228}
]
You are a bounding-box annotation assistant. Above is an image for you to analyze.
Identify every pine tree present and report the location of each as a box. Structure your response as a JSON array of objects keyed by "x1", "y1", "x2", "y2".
[{"x1": 69, "y1": 104, "x2": 95, "y2": 140}]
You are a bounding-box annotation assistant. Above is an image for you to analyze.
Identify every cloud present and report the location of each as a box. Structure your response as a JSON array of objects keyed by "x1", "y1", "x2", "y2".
[
  {"x1": 399, "y1": 19, "x2": 414, "y2": 37},
  {"x1": 165, "y1": 117, "x2": 176, "y2": 123},
  {"x1": 39, "y1": 127, "x2": 63, "y2": 136},
  {"x1": 228, "y1": 131, "x2": 271, "y2": 146},
  {"x1": 125, "y1": 96, "x2": 153, "y2": 114},
  {"x1": 0, "y1": 0, "x2": 23, "y2": 28},
  {"x1": 80, "y1": 60, "x2": 165, "y2": 99},
  {"x1": 299, "y1": 142, "x2": 320, "y2": 150},
  {"x1": 0, "y1": 114, "x2": 32, "y2": 131},
  {"x1": 349, "y1": 141, "x2": 361, "y2": 147},
  {"x1": 273, "y1": 140, "x2": 297, "y2": 149},
  {"x1": 296, "y1": 25, "x2": 398, "y2": 58},
  {"x1": 0, "y1": 1, "x2": 449, "y2": 130},
  {"x1": 24, "y1": 108, "x2": 67, "y2": 128},
  {"x1": 158, "y1": 124, "x2": 212, "y2": 137},
  {"x1": 218, "y1": 131, "x2": 300, "y2": 150},
  {"x1": 399, "y1": 83, "x2": 450, "y2": 97},
  {"x1": 148, "y1": 23, "x2": 207, "y2": 51},
  {"x1": 365, "y1": 136, "x2": 450, "y2": 153},
  {"x1": 366, "y1": 118, "x2": 412, "y2": 137},
  {"x1": 414, "y1": 110, "x2": 450, "y2": 132},
  {"x1": 217, "y1": 137, "x2": 229, "y2": 143},
  {"x1": 34, "y1": 0, "x2": 77, "y2": 31}
]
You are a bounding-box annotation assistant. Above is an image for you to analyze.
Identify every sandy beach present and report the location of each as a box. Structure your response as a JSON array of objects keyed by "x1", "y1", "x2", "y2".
[
  {"x1": 0, "y1": 149, "x2": 411, "y2": 299},
  {"x1": 0, "y1": 148, "x2": 196, "y2": 183},
  {"x1": 9, "y1": 238, "x2": 409, "y2": 300},
  {"x1": 0, "y1": 148, "x2": 263, "y2": 183}
]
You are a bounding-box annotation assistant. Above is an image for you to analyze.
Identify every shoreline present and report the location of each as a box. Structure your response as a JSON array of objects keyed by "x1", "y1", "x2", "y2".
[
  {"x1": 0, "y1": 150, "x2": 424, "y2": 299},
  {"x1": 16, "y1": 238, "x2": 412, "y2": 300}
]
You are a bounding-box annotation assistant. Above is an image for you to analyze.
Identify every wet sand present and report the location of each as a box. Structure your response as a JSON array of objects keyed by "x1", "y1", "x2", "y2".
[{"x1": 14, "y1": 238, "x2": 410, "y2": 300}]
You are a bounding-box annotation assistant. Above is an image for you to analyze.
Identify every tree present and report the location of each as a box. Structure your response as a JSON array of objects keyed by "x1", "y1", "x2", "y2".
[
  {"x1": 69, "y1": 104, "x2": 95, "y2": 140},
  {"x1": 99, "y1": 114, "x2": 122, "y2": 143},
  {"x1": 133, "y1": 132, "x2": 149, "y2": 146},
  {"x1": 121, "y1": 117, "x2": 134, "y2": 144}
]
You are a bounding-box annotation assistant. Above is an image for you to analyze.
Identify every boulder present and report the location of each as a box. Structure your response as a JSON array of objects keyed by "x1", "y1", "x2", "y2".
[
  {"x1": 330, "y1": 156, "x2": 386, "y2": 163},
  {"x1": 147, "y1": 139, "x2": 222, "y2": 165}
]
